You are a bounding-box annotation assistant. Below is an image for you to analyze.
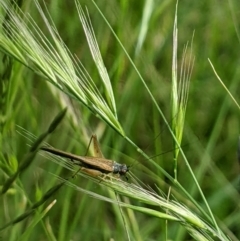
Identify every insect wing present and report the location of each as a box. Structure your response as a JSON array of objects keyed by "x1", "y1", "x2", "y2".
[{"x1": 76, "y1": 156, "x2": 114, "y2": 173}]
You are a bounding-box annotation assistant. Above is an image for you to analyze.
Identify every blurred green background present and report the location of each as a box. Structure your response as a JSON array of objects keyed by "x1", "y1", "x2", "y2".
[{"x1": 0, "y1": 0, "x2": 239, "y2": 240}]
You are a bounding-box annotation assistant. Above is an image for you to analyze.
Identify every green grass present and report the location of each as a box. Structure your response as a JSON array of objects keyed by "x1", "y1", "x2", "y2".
[{"x1": 0, "y1": 0, "x2": 240, "y2": 240}]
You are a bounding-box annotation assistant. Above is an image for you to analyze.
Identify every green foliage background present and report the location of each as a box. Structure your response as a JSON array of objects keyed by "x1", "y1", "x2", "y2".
[{"x1": 0, "y1": 0, "x2": 239, "y2": 240}]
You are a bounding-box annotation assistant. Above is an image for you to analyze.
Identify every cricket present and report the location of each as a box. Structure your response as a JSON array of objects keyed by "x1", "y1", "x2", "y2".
[{"x1": 40, "y1": 135, "x2": 129, "y2": 180}]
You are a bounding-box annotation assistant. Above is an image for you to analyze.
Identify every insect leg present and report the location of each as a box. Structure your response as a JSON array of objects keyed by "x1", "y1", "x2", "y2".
[
  {"x1": 80, "y1": 167, "x2": 102, "y2": 178},
  {"x1": 92, "y1": 134, "x2": 104, "y2": 158},
  {"x1": 72, "y1": 135, "x2": 95, "y2": 178}
]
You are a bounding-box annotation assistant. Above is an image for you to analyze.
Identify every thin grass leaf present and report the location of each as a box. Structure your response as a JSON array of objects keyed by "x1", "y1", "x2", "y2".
[
  {"x1": 135, "y1": 0, "x2": 154, "y2": 56},
  {"x1": 31, "y1": 181, "x2": 65, "y2": 209},
  {"x1": 18, "y1": 200, "x2": 57, "y2": 241},
  {"x1": 0, "y1": 209, "x2": 34, "y2": 231},
  {"x1": 47, "y1": 107, "x2": 67, "y2": 134},
  {"x1": 208, "y1": 59, "x2": 240, "y2": 110},
  {"x1": 238, "y1": 136, "x2": 240, "y2": 165},
  {"x1": 0, "y1": 172, "x2": 18, "y2": 194},
  {"x1": 0, "y1": 182, "x2": 64, "y2": 231}
]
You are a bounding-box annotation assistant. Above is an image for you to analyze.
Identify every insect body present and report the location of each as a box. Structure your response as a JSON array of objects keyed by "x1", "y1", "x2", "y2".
[{"x1": 40, "y1": 135, "x2": 129, "y2": 179}]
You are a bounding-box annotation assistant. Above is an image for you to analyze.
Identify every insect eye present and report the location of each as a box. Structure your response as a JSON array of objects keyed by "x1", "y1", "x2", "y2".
[{"x1": 123, "y1": 165, "x2": 129, "y2": 173}]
